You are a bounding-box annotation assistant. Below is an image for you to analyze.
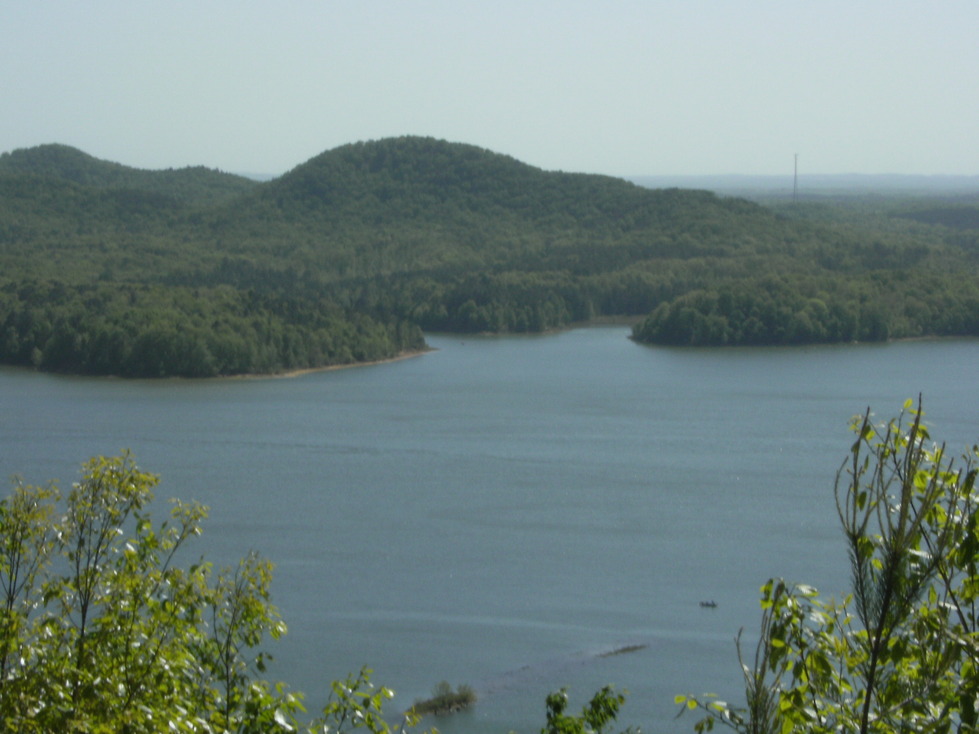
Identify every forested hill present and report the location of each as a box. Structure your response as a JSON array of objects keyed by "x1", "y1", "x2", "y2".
[
  {"x1": 0, "y1": 144, "x2": 257, "y2": 205},
  {"x1": 1, "y1": 136, "x2": 977, "y2": 377},
  {"x1": 214, "y1": 136, "x2": 789, "y2": 280}
]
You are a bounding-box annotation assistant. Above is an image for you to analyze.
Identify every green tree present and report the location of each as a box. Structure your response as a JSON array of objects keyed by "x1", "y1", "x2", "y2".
[
  {"x1": 541, "y1": 686, "x2": 634, "y2": 734},
  {"x1": 678, "y1": 398, "x2": 979, "y2": 733},
  {"x1": 0, "y1": 452, "x2": 645, "y2": 733},
  {"x1": 311, "y1": 667, "x2": 422, "y2": 734},
  {"x1": 0, "y1": 479, "x2": 58, "y2": 686},
  {"x1": 0, "y1": 453, "x2": 386, "y2": 732}
]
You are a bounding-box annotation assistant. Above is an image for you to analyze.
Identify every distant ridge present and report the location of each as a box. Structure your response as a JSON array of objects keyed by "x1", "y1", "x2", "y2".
[
  {"x1": 254, "y1": 135, "x2": 679, "y2": 226},
  {"x1": 0, "y1": 143, "x2": 257, "y2": 205},
  {"x1": 629, "y1": 173, "x2": 979, "y2": 197},
  {"x1": 0, "y1": 144, "x2": 135, "y2": 186},
  {"x1": 1, "y1": 135, "x2": 977, "y2": 376}
]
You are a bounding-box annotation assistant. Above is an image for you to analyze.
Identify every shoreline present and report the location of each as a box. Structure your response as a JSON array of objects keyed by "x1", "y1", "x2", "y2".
[
  {"x1": 227, "y1": 347, "x2": 435, "y2": 380},
  {"x1": 230, "y1": 317, "x2": 632, "y2": 378},
  {"x1": 7, "y1": 327, "x2": 977, "y2": 382}
]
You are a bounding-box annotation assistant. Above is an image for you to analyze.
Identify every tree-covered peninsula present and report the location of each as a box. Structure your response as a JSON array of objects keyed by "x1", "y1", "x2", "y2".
[{"x1": 2, "y1": 136, "x2": 977, "y2": 376}]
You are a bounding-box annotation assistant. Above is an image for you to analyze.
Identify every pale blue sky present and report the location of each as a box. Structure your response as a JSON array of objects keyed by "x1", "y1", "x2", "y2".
[{"x1": 3, "y1": 2, "x2": 977, "y2": 177}]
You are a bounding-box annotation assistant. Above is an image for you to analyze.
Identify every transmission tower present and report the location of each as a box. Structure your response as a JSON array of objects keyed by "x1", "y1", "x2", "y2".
[{"x1": 793, "y1": 153, "x2": 799, "y2": 202}]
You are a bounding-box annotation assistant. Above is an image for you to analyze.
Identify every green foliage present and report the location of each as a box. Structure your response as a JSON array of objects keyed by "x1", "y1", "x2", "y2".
[
  {"x1": 410, "y1": 680, "x2": 477, "y2": 716},
  {"x1": 0, "y1": 450, "x2": 636, "y2": 734},
  {"x1": 2, "y1": 136, "x2": 979, "y2": 376},
  {"x1": 0, "y1": 453, "x2": 302, "y2": 731},
  {"x1": 631, "y1": 271, "x2": 979, "y2": 346},
  {"x1": 0, "y1": 453, "x2": 440, "y2": 733},
  {"x1": 0, "y1": 281, "x2": 424, "y2": 377},
  {"x1": 678, "y1": 398, "x2": 979, "y2": 733},
  {"x1": 541, "y1": 686, "x2": 635, "y2": 734},
  {"x1": 309, "y1": 667, "x2": 423, "y2": 734},
  {"x1": 0, "y1": 144, "x2": 257, "y2": 205}
]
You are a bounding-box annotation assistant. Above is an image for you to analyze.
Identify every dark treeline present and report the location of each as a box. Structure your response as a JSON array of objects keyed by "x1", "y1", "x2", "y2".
[
  {"x1": 2, "y1": 136, "x2": 978, "y2": 376},
  {"x1": 632, "y1": 272, "x2": 979, "y2": 346},
  {"x1": 0, "y1": 143, "x2": 256, "y2": 205},
  {"x1": 0, "y1": 281, "x2": 423, "y2": 377}
]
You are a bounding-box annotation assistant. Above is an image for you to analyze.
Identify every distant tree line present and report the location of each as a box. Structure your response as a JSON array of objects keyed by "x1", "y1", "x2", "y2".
[
  {"x1": 0, "y1": 281, "x2": 423, "y2": 377},
  {"x1": 631, "y1": 272, "x2": 979, "y2": 346},
  {"x1": 2, "y1": 137, "x2": 979, "y2": 375}
]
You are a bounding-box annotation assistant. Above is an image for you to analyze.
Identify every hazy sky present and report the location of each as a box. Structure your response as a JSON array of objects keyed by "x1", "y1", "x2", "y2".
[{"x1": 3, "y1": 2, "x2": 977, "y2": 177}]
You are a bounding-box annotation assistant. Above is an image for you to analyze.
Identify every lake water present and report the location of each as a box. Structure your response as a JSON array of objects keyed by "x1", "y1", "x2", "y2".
[{"x1": 1, "y1": 327, "x2": 977, "y2": 732}]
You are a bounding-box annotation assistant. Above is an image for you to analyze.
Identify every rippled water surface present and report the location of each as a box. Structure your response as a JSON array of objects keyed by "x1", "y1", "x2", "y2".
[{"x1": 2, "y1": 328, "x2": 977, "y2": 732}]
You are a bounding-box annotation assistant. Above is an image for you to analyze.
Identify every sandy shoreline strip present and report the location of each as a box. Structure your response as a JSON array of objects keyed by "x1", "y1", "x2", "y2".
[{"x1": 227, "y1": 347, "x2": 435, "y2": 380}]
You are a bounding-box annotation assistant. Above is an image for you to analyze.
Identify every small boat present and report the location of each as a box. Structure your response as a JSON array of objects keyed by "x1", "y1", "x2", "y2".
[{"x1": 699, "y1": 600, "x2": 718, "y2": 608}]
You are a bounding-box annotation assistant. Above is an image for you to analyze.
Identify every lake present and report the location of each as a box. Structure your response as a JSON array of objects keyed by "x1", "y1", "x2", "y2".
[{"x1": 1, "y1": 327, "x2": 977, "y2": 732}]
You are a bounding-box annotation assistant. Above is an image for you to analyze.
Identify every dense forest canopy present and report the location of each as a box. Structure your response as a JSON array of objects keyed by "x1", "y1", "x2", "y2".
[
  {"x1": 0, "y1": 143, "x2": 257, "y2": 205},
  {"x1": 1, "y1": 137, "x2": 978, "y2": 376}
]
